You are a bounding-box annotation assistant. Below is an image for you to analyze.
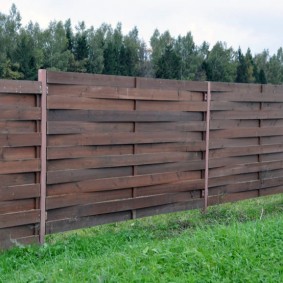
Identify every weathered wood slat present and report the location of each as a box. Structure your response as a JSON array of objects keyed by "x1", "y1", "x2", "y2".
[
  {"x1": 47, "y1": 71, "x2": 135, "y2": 87},
  {"x1": 0, "y1": 133, "x2": 41, "y2": 147},
  {"x1": 210, "y1": 144, "x2": 283, "y2": 158},
  {"x1": 0, "y1": 184, "x2": 40, "y2": 201},
  {"x1": 135, "y1": 121, "x2": 206, "y2": 132},
  {"x1": 209, "y1": 160, "x2": 283, "y2": 178},
  {"x1": 0, "y1": 93, "x2": 37, "y2": 106},
  {"x1": 0, "y1": 121, "x2": 36, "y2": 134},
  {"x1": 211, "y1": 110, "x2": 283, "y2": 120},
  {"x1": 47, "y1": 192, "x2": 201, "y2": 221},
  {"x1": 0, "y1": 80, "x2": 41, "y2": 94},
  {"x1": 47, "y1": 166, "x2": 133, "y2": 185},
  {"x1": 47, "y1": 171, "x2": 199, "y2": 195},
  {"x1": 47, "y1": 121, "x2": 133, "y2": 135},
  {"x1": 0, "y1": 209, "x2": 40, "y2": 229},
  {"x1": 47, "y1": 145, "x2": 133, "y2": 160},
  {"x1": 47, "y1": 96, "x2": 134, "y2": 110},
  {"x1": 46, "y1": 211, "x2": 132, "y2": 234},
  {"x1": 136, "y1": 198, "x2": 204, "y2": 218},
  {"x1": 47, "y1": 132, "x2": 203, "y2": 147},
  {"x1": 47, "y1": 152, "x2": 201, "y2": 171},
  {"x1": 0, "y1": 107, "x2": 41, "y2": 120},
  {"x1": 137, "y1": 101, "x2": 207, "y2": 112},
  {"x1": 0, "y1": 159, "x2": 40, "y2": 174},
  {"x1": 46, "y1": 189, "x2": 133, "y2": 210},
  {"x1": 48, "y1": 109, "x2": 202, "y2": 122},
  {"x1": 0, "y1": 199, "x2": 35, "y2": 214}
]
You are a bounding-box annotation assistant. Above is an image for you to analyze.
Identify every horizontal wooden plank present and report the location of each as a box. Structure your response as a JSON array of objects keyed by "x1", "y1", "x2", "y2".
[
  {"x1": 136, "y1": 198, "x2": 204, "y2": 218},
  {"x1": 209, "y1": 155, "x2": 258, "y2": 169},
  {"x1": 0, "y1": 133, "x2": 41, "y2": 147},
  {"x1": 135, "y1": 142, "x2": 206, "y2": 153},
  {"x1": 48, "y1": 84, "x2": 205, "y2": 102},
  {"x1": 210, "y1": 144, "x2": 283, "y2": 159},
  {"x1": 47, "y1": 192, "x2": 201, "y2": 221},
  {"x1": 210, "y1": 126, "x2": 283, "y2": 139},
  {"x1": 208, "y1": 190, "x2": 259, "y2": 205},
  {"x1": 135, "y1": 179, "x2": 203, "y2": 197},
  {"x1": 209, "y1": 173, "x2": 258, "y2": 188},
  {"x1": 260, "y1": 185, "x2": 283, "y2": 196},
  {"x1": 0, "y1": 93, "x2": 36, "y2": 106},
  {"x1": 136, "y1": 160, "x2": 204, "y2": 175},
  {"x1": 48, "y1": 109, "x2": 202, "y2": 122},
  {"x1": 137, "y1": 101, "x2": 207, "y2": 112},
  {"x1": 0, "y1": 173, "x2": 36, "y2": 187},
  {"x1": 209, "y1": 176, "x2": 283, "y2": 195},
  {"x1": 211, "y1": 92, "x2": 283, "y2": 102},
  {"x1": 0, "y1": 121, "x2": 36, "y2": 134},
  {"x1": 210, "y1": 101, "x2": 260, "y2": 111},
  {"x1": 0, "y1": 106, "x2": 41, "y2": 121},
  {"x1": 136, "y1": 121, "x2": 206, "y2": 132},
  {"x1": 47, "y1": 121, "x2": 133, "y2": 135},
  {"x1": 211, "y1": 110, "x2": 283, "y2": 120},
  {"x1": 210, "y1": 119, "x2": 259, "y2": 130},
  {"x1": 0, "y1": 199, "x2": 35, "y2": 214},
  {"x1": 210, "y1": 137, "x2": 258, "y2": 149},
  {"x1": 47, "y1": 71, "x2": 135, "y2": 87},
  {"x1": 47, "y1": 166, "x2": 133, "y2": 185},
  {"x1": 47, "y1": 145, "x2": 133, "y2": 160},
  {"x1": 0, "y1": 209, "x2": 40, "y2": 229},
  {"x1": 137, "y1": 77, "x2": 208, "y2": 92},
  {"x1": 47, "y1": 132, "x2": 203, "y2": 147},
  {"x1": 0, "y1": 159, "x2": 40, "y2": 174},
  {"x1": 47, "y1": 152, "x2": 201, "y2": 171},
  {"x1": 0, "y1": 184, "x2": 40, "y2": 201},
  {"x1": 211, "y1": 81, "x2": 262, "y2": 94},
  {"x1": 47, "y1": 96, "x2": 134, "y2": 110},
  {"x1": 0, "y1": 147, "x2": 35, "y2": 161},
  {"x1": 46, "y1": 211, "x2": 132, "y2": 234},
  {"x1": 209, "y1": 160, "x2": 283, "y2": 178},
  {"x1": 46, "y1": 189, "x2": 132, "y2": 210},
  {"x1": 0, "y1": 225, "x2": 35, "y2": 241},
  {"x1": 47, "y1": 171, "x2": 199, "y2": 195},
  {"x1": 0, "y1": 80, "x2": 41, "y2": 94}
]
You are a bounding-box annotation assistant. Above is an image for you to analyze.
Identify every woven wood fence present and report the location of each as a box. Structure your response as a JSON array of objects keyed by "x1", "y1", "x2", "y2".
[{"x1": 1, "y1": 70, "x2": 283, "y2": 249}]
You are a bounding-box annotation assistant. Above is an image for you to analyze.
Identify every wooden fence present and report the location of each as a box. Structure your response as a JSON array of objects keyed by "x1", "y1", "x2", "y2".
[{"x1": 1, "y1": 70, "x2": 283, "y2": 249}]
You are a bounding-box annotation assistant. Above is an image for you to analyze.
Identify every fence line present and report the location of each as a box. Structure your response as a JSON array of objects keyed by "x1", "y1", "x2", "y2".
[{"x1": 1, "y1": 70, "x2": 283, "y2": 250}]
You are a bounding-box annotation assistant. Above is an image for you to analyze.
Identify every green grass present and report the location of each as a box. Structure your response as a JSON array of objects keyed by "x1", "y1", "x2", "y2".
[{"x1": 1, "y1": 194, "x2": 283, "y2": 283}]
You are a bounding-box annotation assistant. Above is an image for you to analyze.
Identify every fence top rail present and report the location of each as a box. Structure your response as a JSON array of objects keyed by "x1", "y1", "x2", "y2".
[{"x1": 0, "y1": 79, "x2": 42, "y2": 94}]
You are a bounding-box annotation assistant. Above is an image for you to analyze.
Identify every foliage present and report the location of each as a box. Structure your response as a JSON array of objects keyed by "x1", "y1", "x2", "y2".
[
  {"x1": 0, "y1": 194, "x2": 282, "y2": 282},
  {"x1": 1, "y1": 4, "x2": 283, "y2": 84}
]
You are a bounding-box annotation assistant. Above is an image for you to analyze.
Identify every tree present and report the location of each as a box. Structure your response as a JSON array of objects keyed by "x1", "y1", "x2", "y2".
[
  {"x1": 155, "y1": 44, "x2": 181, "y2": 79},
  {"x1": 42, "y1": 21, "x2": 73, "y2": 71},
  {"x1": 204, "y1": 42, "x2": 236, "y2": 82}
]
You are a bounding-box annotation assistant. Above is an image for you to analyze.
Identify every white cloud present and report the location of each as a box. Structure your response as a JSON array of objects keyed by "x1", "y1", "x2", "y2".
[{"x1": 1, "y1": 0, "x2": 283, "y2": 54}]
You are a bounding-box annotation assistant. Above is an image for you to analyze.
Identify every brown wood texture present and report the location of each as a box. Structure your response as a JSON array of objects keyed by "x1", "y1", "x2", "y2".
[
  {"x1": 2, "y1": 72, "x2": 283, "y2": 249},
  {"x1": 0, "y1": 79, "x2": 42, "y2": 249}
]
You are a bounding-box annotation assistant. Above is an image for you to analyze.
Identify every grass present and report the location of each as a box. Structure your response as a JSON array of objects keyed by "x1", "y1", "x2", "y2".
[{"x1": 0, "y1": 194, "x2": 282, "y2": 283}]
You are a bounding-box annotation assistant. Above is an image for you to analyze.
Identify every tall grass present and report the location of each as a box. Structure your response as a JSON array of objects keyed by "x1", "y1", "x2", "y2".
[{"x1": 0, "y1": 194, "x2": 282, "y2": 283}]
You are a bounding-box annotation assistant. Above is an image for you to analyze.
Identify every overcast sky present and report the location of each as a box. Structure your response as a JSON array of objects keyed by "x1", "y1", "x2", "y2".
[{"x1": 2, "y1": 0, "x2": 283, "y2": 55}]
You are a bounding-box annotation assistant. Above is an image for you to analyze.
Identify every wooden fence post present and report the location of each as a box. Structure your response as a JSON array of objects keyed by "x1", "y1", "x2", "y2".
[
  {"x1": 204, "y1": 81, "x2": 211, "y2": 211},
  {"x1": 38, "y1": 70, "x2": 47, "y2": 244}
]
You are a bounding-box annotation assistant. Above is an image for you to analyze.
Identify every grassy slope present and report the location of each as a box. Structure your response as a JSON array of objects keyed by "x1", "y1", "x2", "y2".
[{"x1": 0, "y1": 194, "x2": 282, "y2": 283}]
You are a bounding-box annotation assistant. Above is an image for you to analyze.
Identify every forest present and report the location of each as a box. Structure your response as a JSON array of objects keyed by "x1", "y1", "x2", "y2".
[{"x1": 1, "y1": 4, "x2": 283, "y2": 84}]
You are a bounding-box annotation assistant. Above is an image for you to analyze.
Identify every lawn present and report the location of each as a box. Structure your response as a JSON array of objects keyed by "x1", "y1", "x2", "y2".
[{"x1": 0, "y1": 194, "x2": 282, "y2": 283}]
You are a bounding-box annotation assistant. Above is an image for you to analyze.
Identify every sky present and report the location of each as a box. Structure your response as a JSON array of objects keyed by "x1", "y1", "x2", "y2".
[{"x1": 1, "y1": 0, "x2": 283, "y2": 55}]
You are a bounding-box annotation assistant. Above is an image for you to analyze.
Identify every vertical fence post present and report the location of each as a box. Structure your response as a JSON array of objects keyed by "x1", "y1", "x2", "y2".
[
  {"x1": 38, "y1": 70, "x2": 47, "y2": 244},
  {"x1": 204, "y1": 81, "x2": 211, "y2": 211}
]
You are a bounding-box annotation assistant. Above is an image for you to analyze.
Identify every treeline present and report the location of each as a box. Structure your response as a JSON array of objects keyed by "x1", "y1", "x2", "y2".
[{"x1": 1, "y1": 4, "x2": 283, "y2": 84}]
